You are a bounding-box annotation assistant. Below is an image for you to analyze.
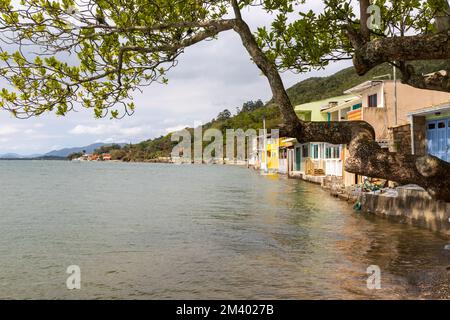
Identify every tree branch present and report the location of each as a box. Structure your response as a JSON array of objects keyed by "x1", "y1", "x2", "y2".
[
  {"x1": 359, "y1": 0, "x2": 371, "y2": 42},
  {"x1": 353, "y1": 33, "x2": 449, "y2": 76},
  {"x1": 400, "y1": 65, "x2": 450, "y2": 92},
  {"x1": 230, "y1": 0, "x2": 300, "y2": 132}
]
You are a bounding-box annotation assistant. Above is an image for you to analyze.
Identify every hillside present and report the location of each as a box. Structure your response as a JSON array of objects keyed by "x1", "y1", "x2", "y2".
[
  {"x1": 106, "y1": 61, "x2": 447, "y2": 162},
  {"x1": 286, "y1": 60, "x2": 449, "y2": 106},
  {"x1": 46, "y1": 143, "x2": 126, "y2": 158}
]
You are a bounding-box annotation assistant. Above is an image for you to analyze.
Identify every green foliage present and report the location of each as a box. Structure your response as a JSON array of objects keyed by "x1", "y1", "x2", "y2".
[
  {"x1": 216, "y1": 109, "x2": 232, "y2": 121},
  {"x1": 255, "y1": 0, "x2": 448, "y2": 72},
  {"x1": 239, "y1": 99, "x2": 264, "y2": 113},
  {"x1": 67, "y1": 152, "x2": 83, "y2": 160},
  {"x1": 0, "y1": 0, "x2": 231, "y2": 118},
  {"x1": 94, "y1": 143, "x2": 122, "y2": 155}
]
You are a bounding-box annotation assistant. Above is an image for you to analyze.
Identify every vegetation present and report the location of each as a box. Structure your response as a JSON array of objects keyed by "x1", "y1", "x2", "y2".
[
  {"x1": 286, "y1": 60, "x2": 450, "y2": 107},
  {"x1": 107, "y1": 99, "x2": 279, "y2": 162},
  {"x1": 67, "y1": 152, "x2": 83, "y2": 160},
  {"x1": 94, "y1": 144, "x2": 122, "y2": 155}
]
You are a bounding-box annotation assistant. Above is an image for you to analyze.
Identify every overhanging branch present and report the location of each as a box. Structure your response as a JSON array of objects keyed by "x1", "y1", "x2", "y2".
[{"x1": 353, "y1": 33, "x2": 450, "y2": 76}]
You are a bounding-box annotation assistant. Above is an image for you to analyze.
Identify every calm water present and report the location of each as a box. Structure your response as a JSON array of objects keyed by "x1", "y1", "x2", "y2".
[{"x1": 0, "y1": 161, "x2": 448, "y2": 299}]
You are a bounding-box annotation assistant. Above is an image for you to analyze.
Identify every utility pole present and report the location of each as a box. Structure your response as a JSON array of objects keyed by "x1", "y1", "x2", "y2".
[
  {"x1": 394, "y1": 64, "x2": 398, "y2": 126},
  {"x1": 263, "y1": 117, "x2": 268, "y2": 173}
]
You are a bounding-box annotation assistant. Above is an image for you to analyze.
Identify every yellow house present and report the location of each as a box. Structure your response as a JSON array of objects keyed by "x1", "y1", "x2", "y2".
[
  {"x1": 262, "y1": 136, "x2": 294, "y2": 173},
  {"x1": 266, "y1": 136, "x2": 279, "y2": 171}
]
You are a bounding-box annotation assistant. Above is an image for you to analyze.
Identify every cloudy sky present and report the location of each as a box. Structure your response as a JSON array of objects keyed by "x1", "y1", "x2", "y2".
[{"x1": 0, "y1": 3, "x2": 352, "y2": 155}]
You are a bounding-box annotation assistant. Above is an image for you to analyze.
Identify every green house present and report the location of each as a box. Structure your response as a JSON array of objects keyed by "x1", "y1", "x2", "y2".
[{"x1": 294, "y1": 95, "x2": 356, "y2": 121}]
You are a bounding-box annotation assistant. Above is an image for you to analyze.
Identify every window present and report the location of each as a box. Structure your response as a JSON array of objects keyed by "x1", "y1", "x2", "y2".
[
  {"x1": 333, "y1": 147, "x2": 339, "y2": 159},
  {"x1": 438, "y1": 122, "x2": 445, "y2": 129},
  {"x1": 302, "y1": 145, "x2": 309, "y2": 158},
  {"x1": 325, "y1": 145, "x2": 340, "y2": 159},
  {"x1": 312, "y1": 145, "x2": 319, "y2": 159},
  {"x1": 368, "y1": 94, "x2": 378, "y2": 108},
  {"x1": 428, "y1": 123, "x2": 436, "y2": 130}
]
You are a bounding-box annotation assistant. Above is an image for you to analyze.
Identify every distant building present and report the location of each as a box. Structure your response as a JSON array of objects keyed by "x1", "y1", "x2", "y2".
[{"x1": 87, "y1": 154, "x2": 99, "y2": 161}]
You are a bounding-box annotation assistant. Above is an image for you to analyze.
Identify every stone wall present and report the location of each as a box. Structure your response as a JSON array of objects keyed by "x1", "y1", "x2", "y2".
[
  {"x1": 360, "y1": 185, "x2": 450, "y2": 238},
  {"x1": 388, "y1": 124, "x2": 412, "y2": 154},
  {"x1": 411, "y1": 116, "x2": 427, "y2": 156}
]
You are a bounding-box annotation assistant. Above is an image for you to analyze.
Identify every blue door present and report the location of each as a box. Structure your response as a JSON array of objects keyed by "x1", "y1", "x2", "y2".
[{"x1": 427, "y1": 119, "x2": 450, "y2": 162}]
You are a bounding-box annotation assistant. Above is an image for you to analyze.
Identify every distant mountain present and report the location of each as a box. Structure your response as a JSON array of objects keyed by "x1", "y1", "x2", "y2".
[
  {"x1": 0, "y1": 142, "x2": 126, "y2": 159},
  {"x1": 0, "y1": 153, "x2": 25, "y2": 159},
  {"x1": 43, "y1": 143, "x2": 126, "y2": 158},
  {"x1": 0, "y1": 153, "x2": 45, "y2": 159}
]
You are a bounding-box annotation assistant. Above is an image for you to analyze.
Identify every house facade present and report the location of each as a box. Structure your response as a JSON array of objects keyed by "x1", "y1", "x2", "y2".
[
  {"x1": 322, "y1": 79, "x2": 450, "y2": 185},
  {"x1": 409, "y1": 102, "x2": 450, "y2": 163},
  {"x1": 283, "y1": 95, "x2": 357, "y2": 179}
]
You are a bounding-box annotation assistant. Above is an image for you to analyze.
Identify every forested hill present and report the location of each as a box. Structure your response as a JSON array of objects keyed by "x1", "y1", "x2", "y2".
[{"x1": 100, "y1": 61, "x2": 447, "y2": 162}]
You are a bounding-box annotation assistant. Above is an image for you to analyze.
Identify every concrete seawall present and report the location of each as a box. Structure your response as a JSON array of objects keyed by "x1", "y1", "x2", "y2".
[
  {"x1": 360, "y1": 186, "x2": 450, "y2": 238},
  {"x1": 286, "y1": 172, "x2": 450, "y2": 238}
]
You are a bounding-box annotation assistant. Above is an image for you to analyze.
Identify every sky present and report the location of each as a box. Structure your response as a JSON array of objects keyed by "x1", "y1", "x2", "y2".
[{"x1": 0, "y1": 3, "x2": 352, "y2": 155}]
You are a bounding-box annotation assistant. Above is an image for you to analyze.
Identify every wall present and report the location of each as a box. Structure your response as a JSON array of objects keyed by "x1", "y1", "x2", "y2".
[
  {"x1": 360, "y1": 83, "x2": 384, "y2": 108},
  {"x1": 412, "y1": 116, "x2": 427, "y2": 156},
  {"x1": 361, "y1": 186, "x2": 450, "y2": 238},
  {"x1": 363, "y1": 106, "x2": 390, "y2": 140},
  {"x1": 383, "y1": 81, "x2": 450, "y2": 127},
  {"x1": 295, "y1": 100, "x2": 328, "y2": 121},
  {"x1": 388, "y1": 124, "x2": 412, "y2": 154},
  {"x1": 361, "y1": 81, "x2": 450, "y2": 141}
]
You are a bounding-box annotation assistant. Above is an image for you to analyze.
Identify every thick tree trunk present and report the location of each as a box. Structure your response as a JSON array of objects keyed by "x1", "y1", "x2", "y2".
[
  {"x1": 353, "y1": 33, "x2": 450, "y2": 76},
  {"x1": 401, "y1": 67, "x2": 450, "y2": 93},
  {"x1": 230, "y1": 0, "x2": 450, "y2": 201},
  {"x1": 231, "y1": 14, "x2": 300, "y2": 134},
  {"x1": 300, "y1": 121, "x2": 450, "y2": 200},
  {"x1": 359, "y1": 0, "x2": 371, "y2": 42}
]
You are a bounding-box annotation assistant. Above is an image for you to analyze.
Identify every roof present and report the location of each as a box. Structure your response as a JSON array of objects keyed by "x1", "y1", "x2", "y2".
[
  {"x1": 407, "y1": 102, "x2": 450, "y2": 117},
  {"x1": 294, "y1": 94, "x2": 357, "y2": 112},
  {"x1": 324, "y1": 97, "x2": 362, "y2": 113},
  {"x1": 344, "y1": 80, "x2": 384, "y2": 94}
]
